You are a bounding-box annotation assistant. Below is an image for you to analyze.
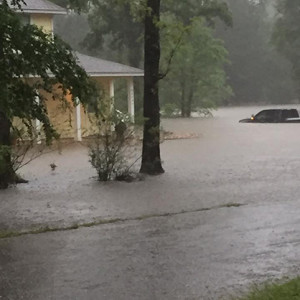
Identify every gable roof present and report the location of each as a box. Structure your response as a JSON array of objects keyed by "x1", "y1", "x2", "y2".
[
  {"x1": 76, "y1": 53, "x2": 144, "y2": 77},
  {"x1": 12, "y1": 0, "x2": 66, "y2": 15}
]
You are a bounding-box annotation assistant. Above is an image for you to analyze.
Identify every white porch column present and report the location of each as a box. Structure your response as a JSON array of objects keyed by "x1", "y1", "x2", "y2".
[
  {"x1": 109, "y1": 79, "x2": 115, "y2": 110},
  {"x1": 127, "y1": 77, "x2": 135, "y2": 122},
  {"x1": 75, "y1": 98, "x2": 82, "y2": 142},
  {"x1": 109, "y1": 79, "x2": 115, "y2": 131},
  {"x1": 35, "y1": 94, "x2": 42, "y2": 144}
]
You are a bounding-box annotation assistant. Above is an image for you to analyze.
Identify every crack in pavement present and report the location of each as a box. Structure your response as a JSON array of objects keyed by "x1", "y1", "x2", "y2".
[{"x1": 0, "y1": 202, "x2": 244, "y2": 240}]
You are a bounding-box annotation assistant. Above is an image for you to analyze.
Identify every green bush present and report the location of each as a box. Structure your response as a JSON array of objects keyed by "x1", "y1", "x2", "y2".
[
  {"x1": 161, "y1": 103, "x2": 179, "y2": 117},
  {"x1": 88, "y1": 108, "x2": 138, "y2": 181},
  {"x1": 89, "y1": 134, "x2": 127, "y2": 181}
]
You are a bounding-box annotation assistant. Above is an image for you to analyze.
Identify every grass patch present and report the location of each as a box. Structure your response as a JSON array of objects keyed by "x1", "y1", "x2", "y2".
[
  {"x1": 0, "y1": 230, "x2": 23, "y2": 239},
  {"x1": 224, "y1": 202, "x2": 243, "y2": 208},
  {"x1": 0, "y1": 218, "x2": 124, "y2": 239},
  {"x1": 237, "y1": 277, "x2": 300, "y2": 300},
  {"x1": 0, "y1": 202, "x2": 243, "y2": 240},
  {"x1": 133, "y1": 202, "x2": 244, "y2": 221}
]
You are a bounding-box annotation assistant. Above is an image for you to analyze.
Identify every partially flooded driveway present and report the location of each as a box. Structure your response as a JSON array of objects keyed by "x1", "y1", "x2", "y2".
[{"x1": 1, "y1": 106, "x2": 300, "y2": 299}]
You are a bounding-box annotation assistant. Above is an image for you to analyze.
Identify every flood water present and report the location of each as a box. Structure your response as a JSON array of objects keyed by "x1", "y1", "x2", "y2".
[
  {"x1": 1, "y1": 105, "x2": 300, "y2": 299},
  {"x1": 1, "y1": 105, "x2": 300, "y2": 229}
]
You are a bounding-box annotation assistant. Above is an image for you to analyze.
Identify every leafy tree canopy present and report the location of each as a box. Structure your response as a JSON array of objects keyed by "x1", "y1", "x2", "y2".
[
  {"x1": 0, "y1": 1, "x2": 95, "y2": 142},
  {"x1": 0, "y1": 0, "x2": 96, "y2": 187},
  {"x1": 215, "y1": 0, "x2": 297, "y2": 105},
  {"x1": 53, "y1": 0, "x2": 232, "y2": 175},
  {"x1": 64, "y1": 0, "x2": 232, "y2": 68},
  {"x1": 161, "y1": 18, "x2": 232, "y2": 117},
  {"x1": 272, "y1": 0, "x2": 300, "y2": 97}
]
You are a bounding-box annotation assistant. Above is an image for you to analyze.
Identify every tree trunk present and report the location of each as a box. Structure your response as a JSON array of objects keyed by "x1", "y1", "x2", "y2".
[
  {"x1": 140, "y1": 0, "x2": 164, "y2": 175},
  {"x1": 180, "y1": 81, "x2": 186, "y2": 117},
  {"x1": 0, "y1": 111, "x2": 13, "y2": 189},
  {"x1": 186, "y1": 87, "x2": 194, "y2": 118},
  {"x1": 0, "y1": 27, "x2": 14, "y2": 189}
]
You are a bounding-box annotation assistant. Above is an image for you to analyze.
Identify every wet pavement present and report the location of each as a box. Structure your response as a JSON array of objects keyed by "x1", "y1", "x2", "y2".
[{"x1": 1, "y1": 106, "x2": 300, "y2": 299}]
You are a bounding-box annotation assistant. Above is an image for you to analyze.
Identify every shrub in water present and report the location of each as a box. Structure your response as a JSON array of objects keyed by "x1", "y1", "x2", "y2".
[{"x1": 88, "y1": 106, "x2": 139, "y2": 181}]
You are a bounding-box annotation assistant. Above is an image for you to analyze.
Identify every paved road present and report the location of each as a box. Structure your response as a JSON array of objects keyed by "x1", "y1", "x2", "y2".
[
  {"x1": 1, "y1": 106, "x2": 300, "y2": 299},
  {"x1": 1, "y1": 202, "x2": 300, "y2": 299}
]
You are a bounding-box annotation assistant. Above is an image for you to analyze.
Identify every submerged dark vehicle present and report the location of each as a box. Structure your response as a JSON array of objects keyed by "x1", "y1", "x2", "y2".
[{"x1": 239, "y1": 109, "x2": 300, "y2": 123}]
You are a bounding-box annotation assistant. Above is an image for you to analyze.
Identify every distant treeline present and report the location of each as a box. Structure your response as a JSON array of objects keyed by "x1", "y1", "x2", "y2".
[{"x1": 53, "y1": 0, "x2": 299, "y2": 117}]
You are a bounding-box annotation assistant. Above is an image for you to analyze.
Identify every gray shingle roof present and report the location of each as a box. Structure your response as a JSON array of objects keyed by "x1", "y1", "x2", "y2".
[
  {"x1": 13, "y1": 0, "x2": 66, "y2": 15},
  {"x1": 76, "y1": 53, "x2": 144, "y2": 77}
]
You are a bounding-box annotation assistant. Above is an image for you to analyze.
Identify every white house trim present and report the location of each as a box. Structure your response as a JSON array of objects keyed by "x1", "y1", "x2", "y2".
[
  {"x1": 35, "y1": 94, "x2": 42, "y2": 144},
  {"x1": 127, "y1": 77, "x2": 135, "y2": 122},
  {"x1": 88, "y1": 73, "x2": 144, "y2": 77},
  {"x1": 75, "y1": 98, "x2": 82, "y2": 142},
  {"x1": 16, "y1": 9, "x2": 67, "y2": 14}
]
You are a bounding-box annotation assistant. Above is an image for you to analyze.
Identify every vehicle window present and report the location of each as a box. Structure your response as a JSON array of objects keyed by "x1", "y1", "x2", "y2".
[
  {"x1": 282, "y1": 110, "x2": 289, "y2": 119},
  {"x1": 281, "y1": 109, "x2": 298, "y2": 119},
  {"x1": 272, "y1": 110, "x2": 281, "y2": 121},
  {"x1": 291, "y1": 109, "x2": 299, "y2": 118},
  {"x1": 255, "y1": 110, "x2": 281, "y2": 122},
  {"x1": 254, "y1": 111, "x2": 268, "y2": 121},
  {"x1": 289, "y1": 109, "x2": 298, "y2": 118}
]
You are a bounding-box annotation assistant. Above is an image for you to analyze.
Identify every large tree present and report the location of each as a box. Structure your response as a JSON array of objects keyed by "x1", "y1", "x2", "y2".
[
  {"x1": 59, "y1": 0, "x2": 231, "y2": 174},
  {"x1": 0, "y1": 0, "x2": 95, "y2": 188},
  {"x1": 161, "y1": 18, "x2": 232, "y2": 117},
  {"x1": 215, "y1": 0, "x2": 297, "y2": 105},
  {"x1": 140, "y1": 0, "x2": 231, "y2": 173},
  {"x1": 140, "y1": 0, "x2": 164, "y2": 174},
  {"x1": 272, "y1": 0, "x2": 300, "y2": 98},
  {"x1": 84, "y1": 0, "x2": 143, "y2": 68}
]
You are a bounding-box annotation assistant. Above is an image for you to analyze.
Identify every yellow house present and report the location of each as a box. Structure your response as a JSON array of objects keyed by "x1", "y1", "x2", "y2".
[{"x1": 14, "y1": 0, "x2": 144, "y2": 141}]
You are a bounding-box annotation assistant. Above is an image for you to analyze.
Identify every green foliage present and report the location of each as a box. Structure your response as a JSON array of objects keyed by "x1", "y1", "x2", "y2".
[
  {"x1": 83, "y1": 0, "x2": 144, "y2": 68},
  {"x1": 272, "y1": 0, "x2": 300, "y2": 97},
  {"x1": 54, "y1": 12, "x2": 90, "y2": 53},
  {"x1": 89, "y1": 138, "x2": 125, "y2": 181},
  {"x1": 162, "y1": 0, "x2": 232, "y2": 27},
  {"x1": 54, "y1": 0, "x2": 232, "y2": 116},
  {"x1": 215, "y1": 0, "x2": 297, "y2": 105},
  {"x1": 0, "y1": 2, "x2": 96, "y2": 143},
  {"x1": 161, "y1": 18, "x2": 232, "y2": 117},
  {"x1": 88, "y1": 105, "x2": 138, "y2": 181},
  {"x1": 3, "y1": 0, "x2": 25, "y2": 8},
  {"x1": 0, "y1": 1, "x2": 96, "y2": 187},
  {"x1": 60, "y1": 0, "x2": 232, "y2": 73},
  {"x1": 62, "y1": 0, "x2": 232, "y2": 175},
  {"x1": 237, "y1": 277, "x2": 300, "y2": 300},
  {"x1": 161, "y1": 103, "x2": 179, "y2": 117},
  {"x1": 50, "y1": 0, "x2": 89, "y2": 11}
]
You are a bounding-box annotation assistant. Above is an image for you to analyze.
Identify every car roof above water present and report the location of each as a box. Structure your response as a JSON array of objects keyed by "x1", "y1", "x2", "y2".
[{"x1": 256, "y1": 108, "x2": 299, "y2": 116}]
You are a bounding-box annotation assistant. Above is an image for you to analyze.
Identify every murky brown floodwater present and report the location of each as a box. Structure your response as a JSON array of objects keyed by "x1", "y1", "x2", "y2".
[{"x1": 1, "y1": 105, "x2": 300, "y2": 299}]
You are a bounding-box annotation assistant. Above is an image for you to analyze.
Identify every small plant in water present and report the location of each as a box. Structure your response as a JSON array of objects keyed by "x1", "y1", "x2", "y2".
[{"x1": 88, "y1": 103, "x2": 140, "y2": 182}]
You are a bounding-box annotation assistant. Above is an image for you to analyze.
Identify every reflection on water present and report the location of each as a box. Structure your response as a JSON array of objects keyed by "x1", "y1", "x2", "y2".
[
  {"x1": 1, "y1": 106, "x2": 300, "y2": 299},
  {"x1": 1, "y1": 105, "x2": 300, "y2": 230}
]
